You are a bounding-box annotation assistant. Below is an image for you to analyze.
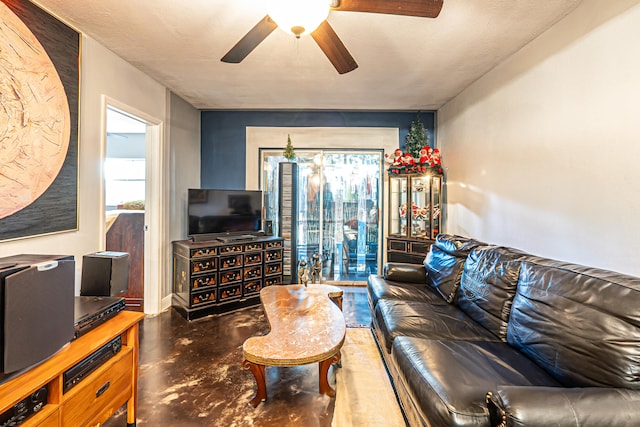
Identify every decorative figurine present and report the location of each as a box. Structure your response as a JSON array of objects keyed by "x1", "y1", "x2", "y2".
[
  {"x1": 431, "y1": 148, "x2": 442, "y2": 166},
  {"x1": 419, "y1": 146, "x2": 433, "y2": 165},
  {"x1": 399, "y1": 202, "x2": 407, "y2": 218},
  {"x1": 384, "y1": 148, "x2": 404, "y2": 166},
  {"x1": 297, "y1": 258, "x2": 310, "y2": 287},
  {"x1": 311, "y1": 252, "x2": 322, "y2": 284},
  {"x1": 402, "y1": 152, "x2": 416, "y2": 167}
]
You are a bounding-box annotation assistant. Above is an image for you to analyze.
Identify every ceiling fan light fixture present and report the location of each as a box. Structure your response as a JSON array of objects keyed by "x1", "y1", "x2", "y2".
[{"x1": 267, "y1": 0, "x2": 331, "y2": 38}]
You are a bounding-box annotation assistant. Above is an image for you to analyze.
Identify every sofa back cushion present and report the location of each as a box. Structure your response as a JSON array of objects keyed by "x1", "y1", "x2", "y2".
[
  {"x1": 507, "y1": 257, "x2": 640, "y2": 388},
  {"x1": 456, "y1": 246, "x2": 526, "y2": 340},
  {"x1": 424, "y1": 234, "x2": 486, "y2": 303}
]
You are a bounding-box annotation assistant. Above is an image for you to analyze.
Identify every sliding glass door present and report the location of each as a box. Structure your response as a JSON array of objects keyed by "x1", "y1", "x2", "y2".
[{"x1": 261, "y1": 150, "x2": 383, "y2": 282}]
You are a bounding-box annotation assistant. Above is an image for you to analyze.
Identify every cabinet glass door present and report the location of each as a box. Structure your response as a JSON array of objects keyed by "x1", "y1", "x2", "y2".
[
  {"x1": 389, "y1": 175, "x2": 408, "y2": 237},
  {"x1": 388, "y1": 173, "x2": 443, "y2": 240},
  {"x1": 431, "y1": 175, "x2": 442, "y2": 239},
  {"x1": 411, "y1": 175, "x2": 432, "y2": 239}
]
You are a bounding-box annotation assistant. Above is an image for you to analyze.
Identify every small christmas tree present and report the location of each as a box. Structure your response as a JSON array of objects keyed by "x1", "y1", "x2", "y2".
[
  {"x1": 405, "y1": 114, "x2": 429, "y2": 159},
  {"x1": 283, "y1": 134, "x2": 296, "y2": 161}
]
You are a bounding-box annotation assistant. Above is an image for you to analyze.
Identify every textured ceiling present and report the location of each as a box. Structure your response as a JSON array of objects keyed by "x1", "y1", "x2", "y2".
[{"x1": 32, "y1": 0, "x2": 583, "y2": 110}]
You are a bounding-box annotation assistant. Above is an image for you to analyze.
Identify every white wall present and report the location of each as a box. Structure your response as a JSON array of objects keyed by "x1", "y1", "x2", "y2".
[
  {"x1": 168, "y1": 92, "x2": 201, "y2": 298},
  {"x1": 0, "y1": 32, "x2": 200, "y2": 305},
  {"x1": 439, "y1": 0, "x2": 640, "y2": 276}
]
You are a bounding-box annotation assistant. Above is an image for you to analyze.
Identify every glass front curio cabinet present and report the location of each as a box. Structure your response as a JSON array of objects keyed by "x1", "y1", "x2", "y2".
[{"x1": 388, "y1": 173, "x2": 443, "y2": 263}]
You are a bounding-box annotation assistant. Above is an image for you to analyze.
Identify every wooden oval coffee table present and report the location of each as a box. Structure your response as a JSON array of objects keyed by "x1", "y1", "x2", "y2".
[{"x1": 242, "y1": 284, "x2": 346, "y2": 407}]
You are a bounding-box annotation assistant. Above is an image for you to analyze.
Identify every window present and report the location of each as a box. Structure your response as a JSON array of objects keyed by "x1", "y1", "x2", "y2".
[{"x1": 104, "y1": 158, "x2": 145, "y2": 210}]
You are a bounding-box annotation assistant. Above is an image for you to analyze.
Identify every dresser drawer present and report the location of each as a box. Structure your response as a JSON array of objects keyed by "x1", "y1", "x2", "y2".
[
  {"x1": 243, "y1": 252, "x2": 262, "y2": 266},
  {"x1": 219, "y1": 254, "x2": 242, "y2": 269},
  {"x1": 219, "y1": 268, "x2": 242, "y2": 285},
  {"x1": 265, "y1": 240, "x2": 283, "y2": 249},
  {"x1": 219, "y1": 284, "x2": 242, "y2": 301},
  {"x1": 219, "y1": 244, "x2": 243, "y2": 254},
  {"x1": 243, "y1": 280, "x2": 262, "y2": 296},
  {"x1": 244, "y1": 265, "x2": 262, "y2": 280},
  {"x1": 265, "y1": 249, "x2": 282, "y2": 262},
  {"x1": 190, "y1": 247, "x2": 217, "y2": 258},
  {"x1": 388, "y1": 239, "x2": 408, "y2": 252},
  {"x1": 191, "y1": 257, "x2": 217, "y2": 274},
  {"x1": 191, "y1": 273, "x2": 217, "y2": 290},
  {"x1": 62, "y1": 350, "x2": 133, "y2": 427},
  {"x1": 191, "y1": 289, "x2": 217, "y2": 307},
  {"x1": 265, "y1": 276, "x2": 283, "y2": 286},
  {"x1": 264, "y1": 262, "x2": 282, "y2": 276},
  {"x1": 243, "y1": 242, "x2": 263, "y2": 252}
]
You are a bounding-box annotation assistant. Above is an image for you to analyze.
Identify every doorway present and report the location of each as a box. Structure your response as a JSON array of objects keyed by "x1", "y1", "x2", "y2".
[
  {"x1": 261, "y1": 149, "x2": 383, "y2": 282},
  {"x1": 104, "y1": 107, "x2": 146, "y2": 311},
  {"x1": 103, "y1": 101, "x2": 163, "y2": 314}
]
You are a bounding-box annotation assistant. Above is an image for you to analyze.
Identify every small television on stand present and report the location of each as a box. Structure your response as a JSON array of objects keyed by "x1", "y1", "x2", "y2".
[{"x1": 187, "y1": 189, "x2": 263, "y2": 242}]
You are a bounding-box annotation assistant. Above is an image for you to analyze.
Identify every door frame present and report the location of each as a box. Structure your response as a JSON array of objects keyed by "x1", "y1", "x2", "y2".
[
  {"x1": 246, "y1": 127, "x2": 399, "y2": 268},
  {"x1": 100, "y1": 95, "x2": 165, "y2": 315}
]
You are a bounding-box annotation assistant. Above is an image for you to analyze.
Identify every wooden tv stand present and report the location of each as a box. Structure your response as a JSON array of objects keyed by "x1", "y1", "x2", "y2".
[
  {"x1": 0, "y1": 311, "x2": 144, "y2": 427},
  {"x1": 172, "y1": 236, "x2": 284, "y2": 320}
]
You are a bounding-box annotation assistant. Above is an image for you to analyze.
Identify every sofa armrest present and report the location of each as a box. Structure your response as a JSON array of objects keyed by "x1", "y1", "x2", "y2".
[
  {"x1": 383, "y1": 262, "x2": 426, "y2": 284},
  {"x1": 486, "y1": 386, "x2": 640, "y2": 427}
]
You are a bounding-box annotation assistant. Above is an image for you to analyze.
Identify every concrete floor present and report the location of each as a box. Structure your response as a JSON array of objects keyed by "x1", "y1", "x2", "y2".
[{"x1": 104, "y1": 285, "x2": 371, "y2": 426}]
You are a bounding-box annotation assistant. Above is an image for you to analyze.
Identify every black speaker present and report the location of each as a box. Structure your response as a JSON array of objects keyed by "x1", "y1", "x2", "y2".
[
  {"x1": 81, "y1": 252, "x2": 130, "y2": 297},
  {"x1": 263, "y1": 220, "x2": 273, "y2": 236},
  {"x1": 0, "y1": 255, "x2": 75, "y2": 377}
]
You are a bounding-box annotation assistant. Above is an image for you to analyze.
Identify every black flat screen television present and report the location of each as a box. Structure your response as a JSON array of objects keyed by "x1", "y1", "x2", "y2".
[{"x1": 188, "y1": 189, "x2": 263, "y2": 240}]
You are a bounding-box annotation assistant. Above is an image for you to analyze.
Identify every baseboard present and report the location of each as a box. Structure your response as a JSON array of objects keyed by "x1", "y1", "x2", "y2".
[{"x1": 161, "y1": 294, "x2": 173, "y2": 312}]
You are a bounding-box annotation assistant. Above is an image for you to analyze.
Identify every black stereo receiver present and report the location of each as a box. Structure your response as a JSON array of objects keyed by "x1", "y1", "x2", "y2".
[
  {"x1": 73, "y1": 296, "x2": 126, "y2": 339},
  {"x1": 0, "y1": 386, "x2": 47, "y2": 427},
  {"x1": 63, "y1": 335, "x2": 122, "y2": 393}
]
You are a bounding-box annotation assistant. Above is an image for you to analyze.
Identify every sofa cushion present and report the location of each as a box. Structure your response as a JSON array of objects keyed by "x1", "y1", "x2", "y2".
[
  {"x1": 433, "y1": 233, "x2": 488, "y2": 255},
  {"x1": 384, "y1": 262, "x2": 428, "y2": 284},
  {"x1": 391, "y1": 337, "x2": 560, "y2": 427},
  {"x1": 368, "y1": 274, "x2": 447, "y2": 311},
  {"x1": 424, "y1": 245, "x2": 468, "y2": 304},
  {"x1": 424, "y1": 234, "x2": 487, "y2": 302},
  {"x1": 373, "y1": 299, "x2": 499, "y2": 353},
  {"x1": 487, "y1": 386, "x2": 640, "y2": 427},
  {"x1": 456, "y1": 246, "x2": 527, "y2": 340},
  {"x1": 507, "y1": 257, "x2": 640, "y2": 388}
]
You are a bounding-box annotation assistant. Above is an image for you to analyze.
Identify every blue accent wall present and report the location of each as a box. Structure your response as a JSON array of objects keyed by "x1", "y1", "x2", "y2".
[{"x1": 200, "y1": 110, "x2": 435, "y2": 189}]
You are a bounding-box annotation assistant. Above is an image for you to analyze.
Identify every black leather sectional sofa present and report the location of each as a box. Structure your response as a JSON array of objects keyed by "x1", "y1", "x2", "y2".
[{"x1": 368, "y1": 234, "x2": 640, "y2": 427}]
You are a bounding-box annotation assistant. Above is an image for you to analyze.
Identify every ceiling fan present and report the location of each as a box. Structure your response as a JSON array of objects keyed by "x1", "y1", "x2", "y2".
[{"x1": 221, "y1": 0, "x2": 443, "y2": 74}]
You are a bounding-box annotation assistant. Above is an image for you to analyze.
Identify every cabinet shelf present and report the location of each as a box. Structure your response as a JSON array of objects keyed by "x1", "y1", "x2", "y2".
[{"x1": 0, "y1": 312, "x2": 143, "y2": 427}]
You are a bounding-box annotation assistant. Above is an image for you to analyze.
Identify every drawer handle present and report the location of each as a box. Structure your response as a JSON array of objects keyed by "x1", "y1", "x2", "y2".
[{"x1": 96, "y1": 381, "x2": 111, "y2": 398}]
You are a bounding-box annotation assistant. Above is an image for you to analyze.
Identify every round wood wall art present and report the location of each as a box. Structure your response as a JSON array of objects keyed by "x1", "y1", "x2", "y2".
[{"x1": 0, "y1": 1, "x2": 71, "y2": 219}]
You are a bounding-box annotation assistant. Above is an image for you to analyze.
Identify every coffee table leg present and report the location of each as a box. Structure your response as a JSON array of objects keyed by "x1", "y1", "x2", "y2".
[
  {"x1": 318, "y1": 352, "x2": 341, "y2": 397},
  {"x1": 242, "y1": 360, "x2": 267, "y2": 407},
  {"x1": 329, "y1": 295, "x2": 343, "y2": 311}
]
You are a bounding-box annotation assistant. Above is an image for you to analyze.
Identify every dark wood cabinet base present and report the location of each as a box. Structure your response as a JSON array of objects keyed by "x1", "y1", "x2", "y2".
[
  {"x1": 387, "y1": 237, "x2": 434, "y2": 265},
  {"x1": 172, "y1": 236, "x2": 284, "y2": 320}
]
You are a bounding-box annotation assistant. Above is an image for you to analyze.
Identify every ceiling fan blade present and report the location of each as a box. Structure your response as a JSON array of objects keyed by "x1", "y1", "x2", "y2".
[
  {"x1": 332, "y1": 0, "x2": 443, "y2": 18},
  {"x1": 311, "y1": 20, "x2": 358, "y2": 74},
  {"x1": 221, "y1": 16, "x2": 278, "y2": 63}
]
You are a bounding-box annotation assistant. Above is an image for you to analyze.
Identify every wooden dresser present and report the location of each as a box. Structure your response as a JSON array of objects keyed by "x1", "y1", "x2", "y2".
[
  {"x1": 172, "y1": 236, "x2": 284, "y2": 320},
  {"x1": 0, "y1": 311, "x2": 144, "y2": 427}
]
